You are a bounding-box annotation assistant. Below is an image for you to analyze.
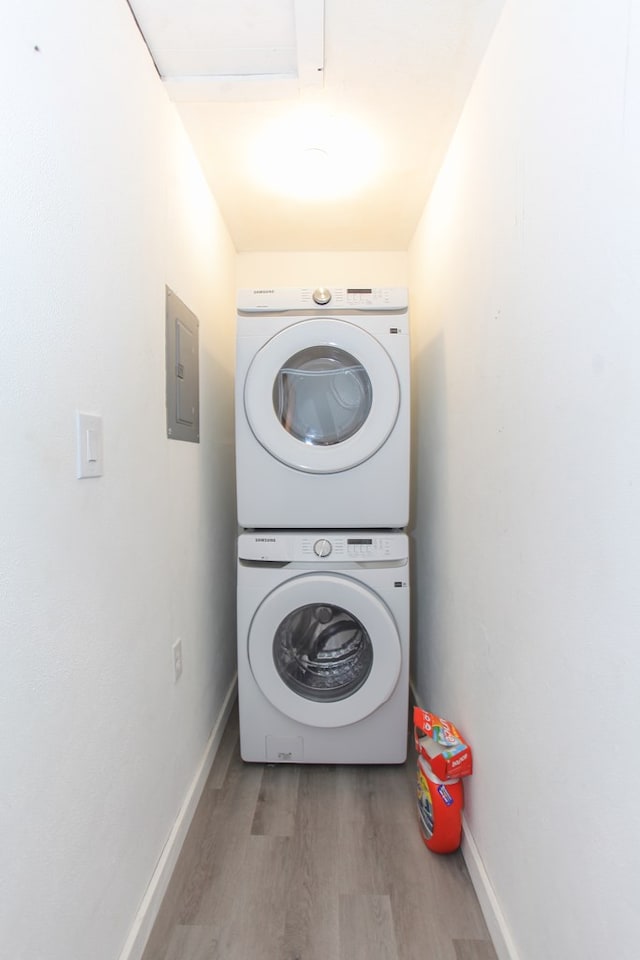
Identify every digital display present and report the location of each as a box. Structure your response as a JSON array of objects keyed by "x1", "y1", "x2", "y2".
[
  {"x1": 347, "y1": 538, "x2": 373, "y2": 545},
  {"x1": 347, "y1": 288, "x2": 372, "y2": 294}
]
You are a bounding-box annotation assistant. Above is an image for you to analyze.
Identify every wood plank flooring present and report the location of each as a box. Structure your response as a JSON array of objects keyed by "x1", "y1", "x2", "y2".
[{"x1": 141, "y1": 705, "x2": 497, "y2": 960}]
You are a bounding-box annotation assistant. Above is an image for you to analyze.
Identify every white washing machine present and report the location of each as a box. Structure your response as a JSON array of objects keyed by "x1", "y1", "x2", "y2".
[
  {"x1": 236, "y1": 286, "x2": 410, "y2": 529},
  {"x1": 237, "y1": 530, "x2": 410, "y2": 764}
]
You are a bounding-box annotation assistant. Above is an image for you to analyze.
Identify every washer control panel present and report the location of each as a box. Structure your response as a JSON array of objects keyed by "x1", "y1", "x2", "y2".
[
  {"x1": 239, "y1": 531, "x2": 407, "y2": 563},
  {"x1": 302, "y1": 534, "x2": 399, "y2": 561}
]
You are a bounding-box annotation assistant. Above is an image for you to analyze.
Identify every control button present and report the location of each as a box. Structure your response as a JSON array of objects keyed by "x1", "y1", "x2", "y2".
[
  {"x1": 313, "y1": 287, "x2": 332, "y2": 305},
  {"x1": 314, "y1": 538, "x2": 332, "y2": 558}
]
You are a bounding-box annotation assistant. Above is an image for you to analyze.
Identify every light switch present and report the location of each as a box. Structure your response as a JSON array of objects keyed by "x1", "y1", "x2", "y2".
[{"x1": 76, "y1": 412, "x2": 103, "y2": 478}]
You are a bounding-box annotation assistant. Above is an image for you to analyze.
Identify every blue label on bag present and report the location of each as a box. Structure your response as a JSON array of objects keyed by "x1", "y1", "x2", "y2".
[{"x1": 438, "y1": 784, "x2": 454, "y2": 806}]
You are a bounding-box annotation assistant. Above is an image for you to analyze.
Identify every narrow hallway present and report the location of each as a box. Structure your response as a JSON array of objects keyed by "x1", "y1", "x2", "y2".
[
  {"x1": 5, "y1": 2, "x2": 639, "y2": 957},
  {"x1": 142, "y1": 707, "x2": 496, "y2": 960}
]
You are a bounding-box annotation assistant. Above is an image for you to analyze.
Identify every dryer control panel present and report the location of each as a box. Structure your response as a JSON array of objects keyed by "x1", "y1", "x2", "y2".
[
  {"x1": 239, "y1": 530, "x2": 408, "y2": 563},
  {"x1": 237, "y1": 286, "x2": 408, "y2": 312}
]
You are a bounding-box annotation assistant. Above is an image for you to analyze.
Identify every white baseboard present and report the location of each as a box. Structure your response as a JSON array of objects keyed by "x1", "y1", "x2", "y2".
[
  {"x1": 461, "y1": 815, "x2": 520, "y2": 960},
  {"x1": 118, "y1": 675, "x2": 238, "y2": 960}
]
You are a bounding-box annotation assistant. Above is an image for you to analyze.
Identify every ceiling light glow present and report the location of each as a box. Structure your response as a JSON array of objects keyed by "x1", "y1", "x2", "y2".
[{"x1": 249, "y1": 108, "x2": 381, "y2": 201}]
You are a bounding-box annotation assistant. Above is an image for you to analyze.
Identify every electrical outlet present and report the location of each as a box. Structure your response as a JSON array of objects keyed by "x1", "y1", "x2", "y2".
[{"x1": 172, "y1": 638, "x2": 183, "y2": 682}]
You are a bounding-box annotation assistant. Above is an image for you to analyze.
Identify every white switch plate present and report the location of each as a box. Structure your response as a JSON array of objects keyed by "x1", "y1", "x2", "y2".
[{"x1": 76, "y1": 412, "x2": 103, "y2": 479}]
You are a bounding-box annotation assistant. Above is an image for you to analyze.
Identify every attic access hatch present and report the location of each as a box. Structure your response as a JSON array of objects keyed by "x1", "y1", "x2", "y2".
[{"x1": 126, "y1": 0, "x2": 325, "y2": 101}]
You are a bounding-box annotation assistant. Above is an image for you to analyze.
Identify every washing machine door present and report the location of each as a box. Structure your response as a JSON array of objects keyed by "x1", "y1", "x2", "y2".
[
  {"x1": 243, "y1": 319, "x2": 400, "y2": 473},
  {"x1": 247, "y1": 572, "x2": 402, "y2": 728}
]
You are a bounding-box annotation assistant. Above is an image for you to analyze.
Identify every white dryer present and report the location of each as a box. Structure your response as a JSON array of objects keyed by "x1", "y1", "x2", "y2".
[
  {"x1": 237, "y1": 530, "x2": 410, "y2": 764},
  {"x1": 236, "y1": 286, "x2": 410, "y2": 529}
]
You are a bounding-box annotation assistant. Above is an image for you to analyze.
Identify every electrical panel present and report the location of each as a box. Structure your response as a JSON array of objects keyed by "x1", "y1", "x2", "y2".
[{"x1": 165, "y1": 286, "x2": 199, "y2": 443}]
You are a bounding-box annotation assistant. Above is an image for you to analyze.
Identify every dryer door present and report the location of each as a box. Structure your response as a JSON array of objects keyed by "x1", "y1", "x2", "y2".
[
  {"x1": 248, "y1": 572, "x2": 402, "y2": 728},
  {"x1": 243, "y1": 319, "x2": 400, "y2": 473}
]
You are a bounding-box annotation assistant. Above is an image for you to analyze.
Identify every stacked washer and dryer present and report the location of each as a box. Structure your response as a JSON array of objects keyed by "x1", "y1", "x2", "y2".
[{"x1": 235, "y1": 287, "x2": 410, "y2": 763}]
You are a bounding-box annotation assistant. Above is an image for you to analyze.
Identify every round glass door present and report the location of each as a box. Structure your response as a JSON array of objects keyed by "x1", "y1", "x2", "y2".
[
  {"x1": 248, "y1": 572, "x2": 401, "y2": 728},
  {"x1": 244, "y1": 319, "x2": 400, "y2": 474},
  {"x1": 273, "y1": 603, "x2": 373, "y2": 702},
  {"x1": 273, "y1": 346, "x2": 372, "y2": 446}
]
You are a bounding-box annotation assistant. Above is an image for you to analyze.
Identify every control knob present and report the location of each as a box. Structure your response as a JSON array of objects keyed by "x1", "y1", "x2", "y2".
[
  {"x1": 313, "y1": 538, "x2": 333, "y2": 558},
  {"x1": 313, "y1": 287, "x2": 332, "y2": 305}
]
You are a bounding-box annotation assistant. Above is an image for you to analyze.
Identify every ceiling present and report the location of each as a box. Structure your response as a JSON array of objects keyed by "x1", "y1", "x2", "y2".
[{"x1": 127, "y1": 0, "x2": 505, "y2": 252}]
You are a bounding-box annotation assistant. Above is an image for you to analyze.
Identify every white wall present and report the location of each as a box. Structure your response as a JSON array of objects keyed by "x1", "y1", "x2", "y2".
[
  {"x1": 0, "y1": 3, "x2": 237, "y2": 959},
  {"x1": 409, "y1": 2, "x2": 640, "y2": 959},
  {"x1": 237, "y1": 251, "x2": 408, "y2": 288}
]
